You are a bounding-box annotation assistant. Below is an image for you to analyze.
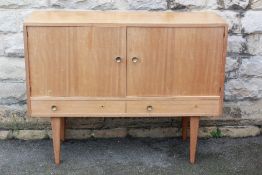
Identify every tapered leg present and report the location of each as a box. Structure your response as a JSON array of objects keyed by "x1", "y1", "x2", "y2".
[
  {"x1": 190, "y1": 116, "x2": 200, "y2": 164},
  {"x1": 182, "y1": 117, "x2": 189, "y2": 141},
  {"x1": 51, "y1": 117, "x2": 61, "y2": 165},
  {"x1": 60, "y1": 118, "x2": 65, "y2": 142}
]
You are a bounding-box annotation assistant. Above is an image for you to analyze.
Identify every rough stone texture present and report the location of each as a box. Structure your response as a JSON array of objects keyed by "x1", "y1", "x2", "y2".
[
  {"x1": 246, "y1": 34, "x2": 262, "y2": 56},
  {"x1": 239, "y1": 56, "x2": 262, "y2": 77},
  {"x1": 51, "y1": 0, "x2": 120, "y2": 10},
  {"x1": 219, "y1": 126, "x2": 261, "y2": 137},
  {"x1": 4, "y1": 33, "x2": 24, "y2": 57},
  {"x1": 223, "y1": 0, "x2": 250, "y2": 9},
  {"x1": 0, "y1": 130, "x2": 12, "y2": 139},
  {"x1": 93, "y1": 128, "x2": 127, "y2": 138},
  {"x1": 0, "y1": 57, "x2": 25, "y2": 81},
  {"x1": 215, "y1": 10, "x2": 241, "y2": 33},
  {"x1": 0, "y1": 82, "x2": 26, "y2": 105},
  {"x1": 12, "y1": 130, "x2": 49, "y2": 140},
  {"x1": 250, "y1": 0, "x2": 262, "y2": 9},
  {"x1": 127, "y1": 0, "x2": 167, "y2": 10},
  {"x1": 242, "y1": 11, "x2": 262, "y2": 33},
  {"x1": 128, "y1": 127, "x2": 180, "y2": 138},
  {"x1": 0, "y1": 10, "x2": 18, "y2": 33},
  {"x1": 169, "y1": 0, "x2": 218, "y2": 9},
  {"x1": 225, "y1": 56, "x2": 239, "y2": 79},
  {"x1": 0, "y1": 0, "x2": 48, "y2": 9},
  {"x1": 227, "y1": 35, "x2": 246, "y2": 53},
  {"x1": 225, "y1": 78, "x2": 262, "y2": 100}
]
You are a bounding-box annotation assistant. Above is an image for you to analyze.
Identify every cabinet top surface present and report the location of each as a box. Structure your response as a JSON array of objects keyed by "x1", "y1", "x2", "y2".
[{"x1": 24, "y1": 11, "x2": 227, "y2": 27}]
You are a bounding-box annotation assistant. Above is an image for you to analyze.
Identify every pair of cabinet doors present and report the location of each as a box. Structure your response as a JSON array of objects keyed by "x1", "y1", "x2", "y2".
[{"x1": 27, "y1": 26, "x2": 224, "y2": 98}]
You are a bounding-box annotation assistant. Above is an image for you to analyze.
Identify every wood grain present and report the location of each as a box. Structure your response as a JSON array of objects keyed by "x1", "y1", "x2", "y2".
[
  {"x1": 27, "y1": 26, "x2": 126, "y2": 97},
  {"x1": 51, "y1": 117, "x2": 62, "y2": 165},
  {"x1": 31, "y1": 100, "x2": 125, "y2": 116},
  {"x1": 127, "y1": 27, "x2": 224, "y2": 96},
  {"x1": 190, "y1": 116, "x2": 200, "y2": 164},
  {"x1": 24, "y1": 11, "x2": 227, "y2": 27},
  {"x1": 126, "y1": 99, "x2": 220, "y2": 116}
]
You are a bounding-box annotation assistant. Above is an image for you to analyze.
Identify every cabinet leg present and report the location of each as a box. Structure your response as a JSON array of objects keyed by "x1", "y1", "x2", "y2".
[
  {"x1": 190, "y1": 116, "x2": 200, "y2": 164},
  {"x1": 51, "y1": 117, "x2": 61, "y2": 165},
  {"x1": 60, "y1": 118, "x2": 65, "y2": 142},
  {"x1": 182, "y1": 117, "x2": 188, "y2": 141}
]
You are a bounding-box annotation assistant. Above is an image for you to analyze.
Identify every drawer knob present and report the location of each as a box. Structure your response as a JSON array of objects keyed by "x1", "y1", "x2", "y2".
[
  {"x1": 147, "y1": 105, "x2": 153, "y2": 111},
  {"x1": 115, "y1": 57, "x2": 122, "y2": 63},
  {"x1": 51, "y1": 105, "x2": 57, "y2": 112},
  {"x1": 132, "y1": 57, "x2": 139, "y2": 63}
]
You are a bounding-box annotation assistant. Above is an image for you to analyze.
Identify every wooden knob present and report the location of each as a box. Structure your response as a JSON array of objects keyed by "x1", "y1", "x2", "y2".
[
  {"x1": 51, "y1": 105, "x2": 57, "y2": 112},
  {"x1": 147, "y1": 105, "x2": 153, "y2": 111}
]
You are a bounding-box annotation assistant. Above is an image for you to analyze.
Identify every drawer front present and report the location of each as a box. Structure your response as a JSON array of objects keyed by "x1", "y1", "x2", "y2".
[
  {"x1": 126, "y1": 100, "x2": 220, "y2": 116},
  {"x1": 31, "y1": 100, "x2": 125, "y2": 117}
]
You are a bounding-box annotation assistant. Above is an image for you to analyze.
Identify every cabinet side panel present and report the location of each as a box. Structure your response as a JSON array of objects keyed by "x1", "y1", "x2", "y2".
[{"x1": 23, "y1": 26, "x2": 31, "y2": 115}]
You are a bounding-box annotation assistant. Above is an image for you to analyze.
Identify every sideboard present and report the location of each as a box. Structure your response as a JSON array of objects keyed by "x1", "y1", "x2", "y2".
[{"x1": 23, "y1": 11, "x2": 228, "y2": 165}]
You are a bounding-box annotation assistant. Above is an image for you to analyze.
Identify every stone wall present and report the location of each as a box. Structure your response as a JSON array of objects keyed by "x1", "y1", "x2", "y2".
[{"x1": 0, "y1": 0, "x2": 262, "y2": 139}]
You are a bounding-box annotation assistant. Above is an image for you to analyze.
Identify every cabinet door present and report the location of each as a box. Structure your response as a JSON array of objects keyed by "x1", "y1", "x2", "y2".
[
  {"x1": 127, "y1": 27, "x2": 225, "y2": 96},
  {"x1": 28, "y1": 27, "x2": 126, "y2": 97}
]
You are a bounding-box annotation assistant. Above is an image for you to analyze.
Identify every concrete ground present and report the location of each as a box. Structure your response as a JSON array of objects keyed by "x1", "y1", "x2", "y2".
[{"x1": 0, "y1": 136, "x2": 261, "y2": 175}]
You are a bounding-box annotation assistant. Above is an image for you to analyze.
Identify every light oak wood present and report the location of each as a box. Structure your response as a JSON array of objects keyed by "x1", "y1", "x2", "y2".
[
  {"x1": 182, "y1": 117, "x2": 188, "y2": 141},
  {"x1": 190, "y1": 116, "x2": 200, "y2": 164},
  {"x1": 30, "y1": 96, "x2": 220, "y2": 101},
  {"x1": 30, "y1": 96, "x2": 220, "y2": 117},
  {"x1": 23, "y1": 26, "x2": 31, "y2": 115},
  {"x1": 51, "y1": 117, "x2": 62, "y2": 165},
  {"x1": 127, "y1": 27, "x2": 224, "y2": 96},
  {"x1": 27, "y1": 26, "x2": 126, "y2": 97},
  {"x1": 24, "y1": 11, "x2": 227, "y2": 27},
  {"x1": 126, "y1": 99, "x2": 220, "y2": 115},
  {"x1": 31, "y1": 100, "x2": 125, "y2": 116}
]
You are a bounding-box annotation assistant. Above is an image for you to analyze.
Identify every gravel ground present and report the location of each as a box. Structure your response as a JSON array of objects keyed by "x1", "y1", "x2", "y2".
[{"x1": 0, "y1": 136, "x2": 261, "y2": 175}]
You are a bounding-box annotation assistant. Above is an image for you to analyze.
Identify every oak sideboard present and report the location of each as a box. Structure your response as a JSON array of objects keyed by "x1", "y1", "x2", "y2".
[{"x1": 23, "y1": 11, "x2": 228, "y2": 165}]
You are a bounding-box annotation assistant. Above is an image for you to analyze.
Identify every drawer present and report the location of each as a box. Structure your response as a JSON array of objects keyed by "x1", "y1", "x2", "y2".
[
  {"x1": 30, "y1": 100, "x2": 125, "y2": 117},
  {"x1": 126, "y1": 100, "x2": 220, "y2": 116}
]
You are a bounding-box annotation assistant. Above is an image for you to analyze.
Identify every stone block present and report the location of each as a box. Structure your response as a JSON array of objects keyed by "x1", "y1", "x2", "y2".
[
  {"x1": 128, "y1": 127, "x2": 179, "y2": 138},
  {"x1": 242, "y1": 11, "x2": 262, "y2": 33},
  {"x1": 4, "y1": 33, "x2": 24, "y2": 57},
  {"x1": 223, "y1": 0, "x2": 250, "y2": 9},
  {"x1": 0, "y1": 130, "x2": 12, "y2": 139},
  {"x1": 219, "y1": 126, "x2": 261, "y2": 137},
  {"x1": 250, "y1": 0, "x2": 262, "y2": 9},
  {"x1": 13, "y1": 130, "x2": 48, "y2": 140},
  {"x1": 239, "y1": 56, "x2": 262, "y2": 77},
  {"x1": 227, "y1": 35, "x2": 246, "y2": 53},
  {"x1": 93, "y1": 128, "x2": 127, "y2": 138},
  {"x1": 0, "y1": 82, "x2": 26, "y2": 105},
  {"x1": 246, "y1": 34, "x2": 262, "y2": 55},
  {"x1": 127, "y1": 0, "x2": 167, "y2": 10},
  {"x1": 215, "y1": 10, "x2": 241, "y2": 33},
  {"x1": 0, "y1": 57, "x2": 25, "y2": 81},
  {"x1": 0, "y1": 0, "x2": 48, "y2": 8},
  {"x1": 169, "y1": 0, "x2": 218, "y2": 9},
  {"x1": 50, "y1": 0, "x2": 124, "y2": 10},
  {"x1": 225, "y1": 78, "x2": 262, "y2": 100}
]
